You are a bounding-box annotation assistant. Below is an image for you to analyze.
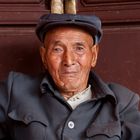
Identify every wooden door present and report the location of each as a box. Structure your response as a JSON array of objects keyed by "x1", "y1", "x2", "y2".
[{"x1": 0, "y1": 0, "x2": 140, "y2": 94}]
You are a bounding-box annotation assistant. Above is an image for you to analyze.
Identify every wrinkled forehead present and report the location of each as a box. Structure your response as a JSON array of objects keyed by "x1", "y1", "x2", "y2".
[{"x1": 44, "y1": 25, "x2": 94, "y2": 44}]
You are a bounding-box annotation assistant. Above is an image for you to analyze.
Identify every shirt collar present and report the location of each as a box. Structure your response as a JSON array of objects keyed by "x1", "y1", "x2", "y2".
[{"x1": 67, "y1": 85, "x2": 92, "y2": 109}]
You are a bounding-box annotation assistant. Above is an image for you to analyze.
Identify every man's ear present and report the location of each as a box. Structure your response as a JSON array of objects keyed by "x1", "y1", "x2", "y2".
[
  {"x1": 91, "y1": 44, "x2": 99, "y2": 68},
  {"x1": 39, "y1": 46, "x2": 47, "y2": 69}
]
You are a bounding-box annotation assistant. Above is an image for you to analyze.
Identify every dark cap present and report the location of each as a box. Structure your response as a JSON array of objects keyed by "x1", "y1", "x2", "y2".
[{"x1": 36, "y1": 14, "x2": 103, "y2": 44}]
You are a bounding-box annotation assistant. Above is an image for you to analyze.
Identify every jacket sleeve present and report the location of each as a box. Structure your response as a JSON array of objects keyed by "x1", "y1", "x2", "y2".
[
  {"x1": 0, "y1": 73, "x2": 14, "y2": 140},
  {"x1": 109, "y1": 83, "x2": 140, "y2": 140},
  {"x1": 120, "y1": 93, "x2": 140, "y2": 140}
]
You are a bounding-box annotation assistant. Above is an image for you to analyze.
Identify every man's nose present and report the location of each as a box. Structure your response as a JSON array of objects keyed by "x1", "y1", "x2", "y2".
[{"x1": 62, "y1": 50, "x2": 76, "y2": 66}]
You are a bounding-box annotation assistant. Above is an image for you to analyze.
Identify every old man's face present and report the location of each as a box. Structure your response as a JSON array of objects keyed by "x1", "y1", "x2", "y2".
[{"x1": 40, "y1": 26, "x2": 98, "y2": 94}]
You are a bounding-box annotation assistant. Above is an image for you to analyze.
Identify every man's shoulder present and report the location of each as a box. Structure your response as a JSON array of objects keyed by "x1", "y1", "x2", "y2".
[
  {"x1": 90, "y1": 71, "x2": 139, "y2": 110},
  {"x1": 0, "y1": 72, "x2": 44, "y2": 115},
  {"x1": 7, "y1": 71, "x2": 43, "y2": 86},
  {"x1": 6, "y1": 71, "x2": 44, "y2": 97},
  {"x1": 107, "y1": 82, "x2": 139, "y2": 112}
]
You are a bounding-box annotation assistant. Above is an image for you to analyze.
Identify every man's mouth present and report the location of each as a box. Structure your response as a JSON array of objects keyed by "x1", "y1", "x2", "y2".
[{"x1": 60, "y1": 70, "x2": 78, "y2": 77}]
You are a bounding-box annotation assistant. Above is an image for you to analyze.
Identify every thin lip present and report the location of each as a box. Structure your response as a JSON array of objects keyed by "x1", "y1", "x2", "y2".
[
  {"x1": 60, "y1": 69, "x2": 78, "y2": 73},
  {"x1": 61, "y1": 71, "x2": 78, "y2": 74},
  {"x1": 60, "y1": 71, "x2": 78, "y2": 76}
]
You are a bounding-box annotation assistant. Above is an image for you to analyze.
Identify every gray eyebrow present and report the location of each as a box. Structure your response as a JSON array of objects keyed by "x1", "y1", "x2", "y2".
[{"x1": 74, "y1": 42, "x2": 85, "y2": 46}]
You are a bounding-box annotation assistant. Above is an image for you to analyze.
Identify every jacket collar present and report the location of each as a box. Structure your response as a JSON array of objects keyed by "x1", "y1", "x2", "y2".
[{"x1": 88, "y1": 71, "x2": 117, "y2": 104}]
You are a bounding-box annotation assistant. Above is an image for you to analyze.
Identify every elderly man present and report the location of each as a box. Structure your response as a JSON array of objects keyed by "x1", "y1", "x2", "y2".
[{"x1": 0, "y1": 14, "x2": 140, "y2": 140}]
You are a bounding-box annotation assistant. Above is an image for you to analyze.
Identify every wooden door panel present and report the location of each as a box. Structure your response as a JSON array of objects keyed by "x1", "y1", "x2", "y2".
[
  {"x1": 0, "y1": 27, "x2": 42, "y2": 80},
  {"x1": 78, "y1": 0, "x2": 140, "y2": 24},
  {"x1": 0, "y1": 0, "x2": 42, "y2": 3},
  {"x1": 0, "y1": 0, "x2": 47, "y2": 80},
  {"x1": 95, "y1": 26, "x2": 140, "y2": 93},
  {"x1": 81, "y1": 0, "x2": 140, "y2": 4},
  {"x1": 0, "y1": 0, "x2": 48, "y2": 24}
]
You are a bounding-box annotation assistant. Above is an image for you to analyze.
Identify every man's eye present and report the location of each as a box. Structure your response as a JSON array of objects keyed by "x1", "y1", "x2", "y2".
[
  {"x1": 53, "y1": 47, "x2": 63, "y2": 53},
  {"x1": 75, "y1": 46, "x2": 85, "y2": 52},
  {"x1": 76, "y1": 46, "x2": 84, "y2": 50}
]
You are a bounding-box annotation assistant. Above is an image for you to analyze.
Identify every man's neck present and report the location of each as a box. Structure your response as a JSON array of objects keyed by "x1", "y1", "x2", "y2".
[
  {"x1": 61, "y1": 91, "x2": 79, "y2": 100},
  {"x1": 60, "y1": 85, "x2": 90, "y2": 100}
]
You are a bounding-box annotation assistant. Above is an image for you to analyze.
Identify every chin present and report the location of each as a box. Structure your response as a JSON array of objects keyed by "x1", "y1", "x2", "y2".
[{"x1": 60, "y1": 83, "x2": 81, "y2": 92}]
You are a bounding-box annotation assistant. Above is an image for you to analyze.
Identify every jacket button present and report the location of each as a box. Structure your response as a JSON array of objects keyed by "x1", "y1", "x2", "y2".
[
  {"x1": 68, "y1": 121, "x2": 75, "y2": 129},
  {"x1": 24, "y1": 114, "x2": 33, "y2": 122}
]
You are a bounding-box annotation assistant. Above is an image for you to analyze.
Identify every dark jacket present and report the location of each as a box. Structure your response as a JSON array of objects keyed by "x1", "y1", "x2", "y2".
[{"x1": 0, "y1": 71, "x2": 140, "y2": 140}]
